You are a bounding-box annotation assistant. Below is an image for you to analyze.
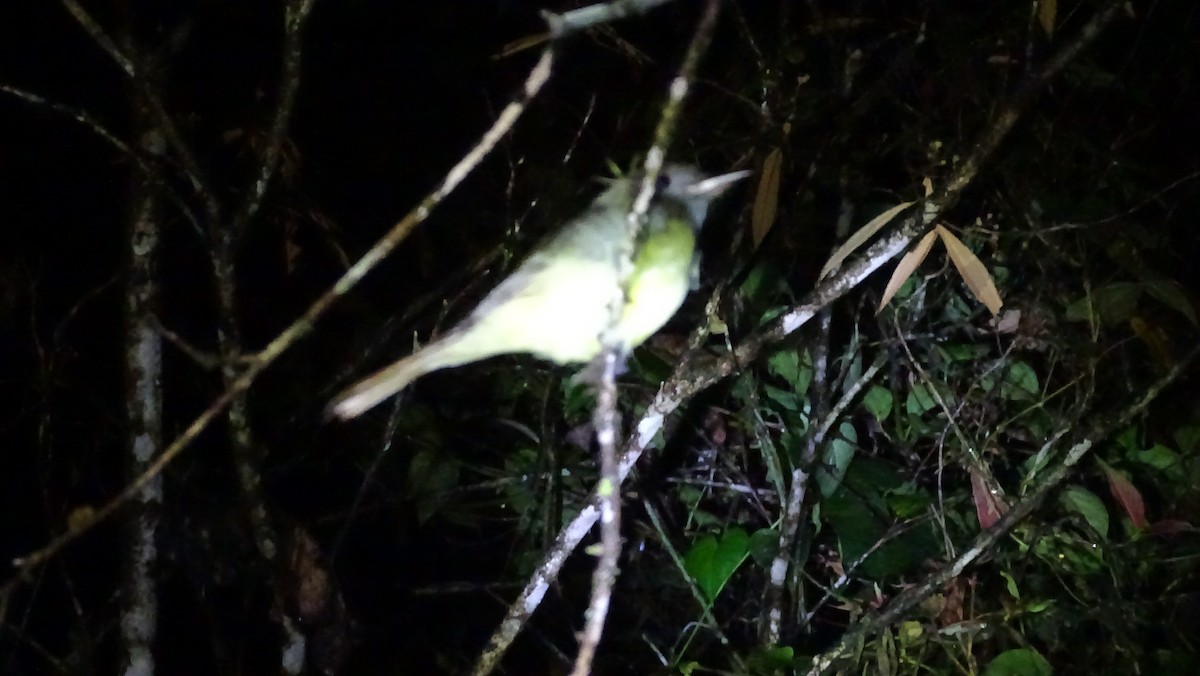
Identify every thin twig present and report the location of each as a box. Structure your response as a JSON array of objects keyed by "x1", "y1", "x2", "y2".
[
  {"x1": 0, "y1": 83, "x2": 202, "y2": 231},
  {"x1": 472, "y1": 1, "x2": 1126, "y2": 671},
  {"x1": 572, "y1": 1, "x2": 723, "y2": 673},
  {"x1": 805, "y1": 341, "x2": 1200, "y2": 674},
  {"x1": 0, "y1": 47, "x2": 556, "y2": 607},
  {"x1": 59, "y1": 0, "x2": 220, "y2": 222},
  {"x1": 228, "y1": 0, "x2": 315, "y2": 240}
]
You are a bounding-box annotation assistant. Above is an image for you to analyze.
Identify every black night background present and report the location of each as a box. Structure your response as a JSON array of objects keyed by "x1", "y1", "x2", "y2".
[{"x1": 1, "y1": 1, "x2": 1199, "y2": 674}]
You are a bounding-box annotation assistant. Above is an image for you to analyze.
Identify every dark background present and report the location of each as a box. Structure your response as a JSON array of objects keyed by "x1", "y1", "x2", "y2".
[{"x1": 1, "y1": 0, "x2": 1198, "y2": 673}]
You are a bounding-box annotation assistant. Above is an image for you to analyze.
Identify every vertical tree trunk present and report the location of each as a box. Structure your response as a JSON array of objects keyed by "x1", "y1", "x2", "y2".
[{"x1": 120, "y1": 100, "x2": 164, "y2": 676}]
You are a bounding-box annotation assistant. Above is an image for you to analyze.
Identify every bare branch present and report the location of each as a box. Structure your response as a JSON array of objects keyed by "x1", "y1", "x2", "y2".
[
  {"x1": 473, "y1": 1, "x2": 1128, "y2": 671},
  {"x1": 229, "y1": 0, "x2": 316, "y2": 239},
  {"x1": 543, "y1": 0, "x2": 678, "y2": 37},
  {"x1": 60, "y1": 0, "x2": 220, "y2": 220},
  {"x1": 806, "y1": 341, "x2": 1200, "y2": 674},
  {"x1": 1, "y1": 47, "x2": 555, "y2": 604}
]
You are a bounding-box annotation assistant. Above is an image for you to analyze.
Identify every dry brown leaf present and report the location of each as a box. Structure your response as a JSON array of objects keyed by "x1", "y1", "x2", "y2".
[
  {"x1": 819, "y1": 200, "x2": 915, "y2": 280},
  {"x1": 877, "y1": 229, "x2": 937, "y2": 314},
  {"x1": 492, "y1": 32, "x2": 550, "y2": 60},
  {"x1": 936, "y1": 224, "x2": 1003, "y2": 315},
  {"x1": 1039, "y1": 0, "x2": 1057, "y2": 38},
  {"x1": 751, "y1": 147, "x2": 783, "y2": 250}
]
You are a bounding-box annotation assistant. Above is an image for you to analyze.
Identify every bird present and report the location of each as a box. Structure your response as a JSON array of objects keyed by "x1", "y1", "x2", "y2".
[{"x1": 326, "y1": 163, "x2": 749, "y2": 420}]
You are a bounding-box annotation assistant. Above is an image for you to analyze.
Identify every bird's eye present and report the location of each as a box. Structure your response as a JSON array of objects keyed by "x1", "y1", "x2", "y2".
[{"x1": 655, "y1": 173, "x2": 672, "y2": 191}]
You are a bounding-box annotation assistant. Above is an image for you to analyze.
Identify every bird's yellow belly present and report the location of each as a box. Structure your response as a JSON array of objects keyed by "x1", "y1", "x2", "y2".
[
  {"x1": 616, "y1": 261, "x2": 689, "y2": 348},
  {"x1": 464, "y1": 257, "x2": 617, "y2": 364}
]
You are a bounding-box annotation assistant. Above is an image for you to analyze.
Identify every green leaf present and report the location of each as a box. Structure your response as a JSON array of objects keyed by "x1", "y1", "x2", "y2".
[
  {"x1": 1115, "y1": 426, "x2": 1139, "y2": 452},
  {"x1": 1065, "y1": 282, "x2": 1141, "y2": 325},
  {"x1": 748, "y1": 528, "x2": 780, "y2": 569},
  {"x1": 763, "y1": 384, "x2": 801, "y2": 411},
  {"x1": 690, "y1": 510, "x2": 721, "y2": 529},
  {"x1": 823, "y1": 460, "x2": 938, "y2": 580},
  {"x1": 886, "y1": 488, "x2": 930, "y2": 519},
  {"x1": 1000, "y1": 570, "x2": 1020, "y2": 599},
  {"x1": 1060, "y1": 485, "x2": 1109, "y2": 540},
  {"x1": 864, "y1": 385, "x2": 894, "y2": 422},
  {"x1": 1132, "y1": 443, "x2": 1180, "y2": 471},
  {"x1": 937, "y1": 343, "x2": 989, "y2": 362},
  {"x1": 815, "y1": 423, "x2": 858, "y2": 497},
  {"x1": 560, "y1": 378, "x2": 595, "y2": 420},
  {"x1": 1027, "y1": 599, "x2": 1053, "y2": 613},
  {"x1": 683, "y1": 528, "x2": 751, "y2": 602},
  {"x1": 1174, "y1": 424, "x2": 1200, "y2": 454},
  {"x1": 1143, "y1": 279, "x2": 1199, "y2": 326},
  {"x1": 746, "y1": 645, "x2": 796, "y2": 673},
  {"x1": 407, "y1": 449, "x2": 460, "y2": 524},
  {"x1": 1001, "y1": 361, "x2": 1040, "y2": 400},
  {"x1": 768, "y1": 349, "x2": 813, "y2": 396},
  {"x1": 905, "y1": 384, "x2": 937, "y2": 415},
  {"x1": 767, "y1": 350, "x2": 800, "y2": 383},
  {"x1": 740, "y1": 261, "x2": 787, "y2": 308},
  {"x1": 984, "y1": 648, "x2": 1052, "y2": 676}
]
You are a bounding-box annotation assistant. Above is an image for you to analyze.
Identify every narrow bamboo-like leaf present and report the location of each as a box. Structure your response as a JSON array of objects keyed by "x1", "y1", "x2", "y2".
[
  {"x1": 751, "y1": 147, "x2": 783, "y2": 250},
  {"x1": 492, "y1": 31, "x2": 550, "y2": 60},
  {"x1": 1098, "y1": 459, "x2": 1147, "y2": 529},
  {"x1": 1065, "y1": 282, "x2": 1141, "y2": 325},
  {"x1": 1142, "y1": 279, "x2": 1198, "y2": 326},
  {"x1": 815, "y1": 423, "x2": 858, "y2": 497},
  {"x1": 877, "y1": 228, "x2": 937, "y2": 313},
  {"x1": 820, "y1": 200, "x2": 915, "y2": 279},
  {"x1": 936, "y1": 224, "x2": 1003, "y2": 315},
  {"x1": 1148, "y1": 519, "x2": 1196, "y2": 536},
  {"x1": 1038, "y1": 0, "x2": 1057, "y2": 39}
]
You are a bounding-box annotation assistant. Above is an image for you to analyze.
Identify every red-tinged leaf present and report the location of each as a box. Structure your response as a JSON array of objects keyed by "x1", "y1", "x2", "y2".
[
  {"x1": 1099, "y1": 460, "x2": 1148, "y2": 529},
  {"x1": 971, "y1": 470, "x2": 1008, "y2": 529}
]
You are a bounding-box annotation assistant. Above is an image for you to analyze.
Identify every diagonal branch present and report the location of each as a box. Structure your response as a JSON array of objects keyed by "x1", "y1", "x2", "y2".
[
  {"x1": 60, "y1": 0, "x2": 220, "y2": 221},
  {"x1": 0, "y1": 47, "x2": 556, "y2": 610},
  {"x1": 806, "y1": 341, "x2": 1200, "y2": 674},
  {"x1": 473, "y1": 0, "x2": 1127, "y2": 671}
]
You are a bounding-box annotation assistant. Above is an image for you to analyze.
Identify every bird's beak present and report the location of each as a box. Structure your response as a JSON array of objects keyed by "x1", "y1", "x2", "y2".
[{"x1": 686, "y1": 169, "x2": 753, "y2": 197}]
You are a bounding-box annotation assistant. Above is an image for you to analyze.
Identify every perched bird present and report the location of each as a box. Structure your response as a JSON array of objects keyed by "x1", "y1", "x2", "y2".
[{"x1": 327, "y1": 163, "x2": 749, "y2": 419}]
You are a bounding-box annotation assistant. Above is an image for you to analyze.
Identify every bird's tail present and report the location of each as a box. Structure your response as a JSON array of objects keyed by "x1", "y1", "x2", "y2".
[{"x1": 326, "y1": 330, "x2": 481, "y2": 420}]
